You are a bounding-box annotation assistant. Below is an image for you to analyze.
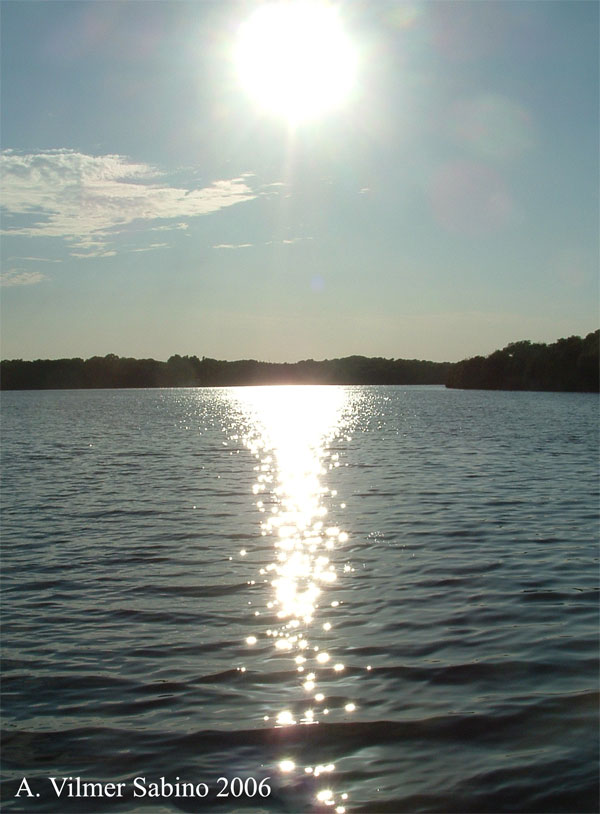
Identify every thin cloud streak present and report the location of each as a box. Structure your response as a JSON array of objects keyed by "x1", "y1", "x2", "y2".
[
  {"x1": 212, "y1": 236, "x2": 313, "y2": 249},
  {"x1": 130, "y1": 243, "x2": 170, "y2": 253},
  {"x1": 8, "y1": 256, "x2": 63, "y2": 263},
  {"x1": 212, "y1": 243, "x2": 254, "y2": 249},
  {"x1": 1, "y1": 150, "x2": 260, "y2": 257}
]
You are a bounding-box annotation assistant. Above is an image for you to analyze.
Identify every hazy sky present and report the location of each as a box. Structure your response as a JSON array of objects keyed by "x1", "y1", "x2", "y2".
[{"x1": 1, "y1": 0, "x2": 598, "y2": 362}]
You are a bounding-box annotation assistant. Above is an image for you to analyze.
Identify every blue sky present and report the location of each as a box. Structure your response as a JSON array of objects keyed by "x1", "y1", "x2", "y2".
[{"x1": 1, "y1": 0, "x2": 598, "y2": 362}]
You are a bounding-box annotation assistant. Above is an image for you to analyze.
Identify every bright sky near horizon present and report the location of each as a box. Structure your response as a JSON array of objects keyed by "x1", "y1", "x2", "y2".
[{"x1": 1, "y1": 0, "x2": 598, "y2": 363}]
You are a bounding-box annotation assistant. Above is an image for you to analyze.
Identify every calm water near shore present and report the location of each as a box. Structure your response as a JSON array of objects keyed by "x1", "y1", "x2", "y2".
[{"x1": 1, "y1": 385, "x2": 598, "y2": 813}]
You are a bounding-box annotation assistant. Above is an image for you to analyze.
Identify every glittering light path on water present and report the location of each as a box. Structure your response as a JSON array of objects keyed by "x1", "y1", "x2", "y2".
[{"x1": 231, "y1": 386, "x2": 356, "y2": 812}]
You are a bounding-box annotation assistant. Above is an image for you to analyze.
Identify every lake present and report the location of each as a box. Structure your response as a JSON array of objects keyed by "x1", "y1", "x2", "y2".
[{"x1": 1, "y1": 385, "x2": 598, "y2": 813}]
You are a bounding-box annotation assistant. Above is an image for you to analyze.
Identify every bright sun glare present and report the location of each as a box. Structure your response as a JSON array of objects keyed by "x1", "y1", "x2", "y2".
[{"x1": 235, "y1": 2, "x2": 357, "y2": 124}]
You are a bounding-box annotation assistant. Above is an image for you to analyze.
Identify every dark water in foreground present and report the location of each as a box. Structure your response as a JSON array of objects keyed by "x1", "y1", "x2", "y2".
[{"x1": 1, "y1": 386, "x2": 598, "y2": 813}]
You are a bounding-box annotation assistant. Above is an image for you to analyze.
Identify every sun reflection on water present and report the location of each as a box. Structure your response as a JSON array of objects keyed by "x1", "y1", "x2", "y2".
[{"x1": 231, "y1": 385, "x2": 355, "y2": 809}]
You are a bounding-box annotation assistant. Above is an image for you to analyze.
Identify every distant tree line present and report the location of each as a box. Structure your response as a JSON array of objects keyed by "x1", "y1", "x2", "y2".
[
  {"x1": 0, "y1": 353, "x2": 451, "y2": 390},
  {"x1": 1, "y1": 332, "x2": 597, "y2": 391},
  {"x1": 446, "y1": 331, "x2": 599, "y2": 392}
]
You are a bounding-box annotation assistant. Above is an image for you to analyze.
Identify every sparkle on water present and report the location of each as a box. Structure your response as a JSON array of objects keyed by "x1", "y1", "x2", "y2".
[{"x1": 232, "y1": 386, "x2": 357, "y2": 809}]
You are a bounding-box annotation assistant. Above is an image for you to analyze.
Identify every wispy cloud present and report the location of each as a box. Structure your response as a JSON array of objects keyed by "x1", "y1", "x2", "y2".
[
  {"x1": 150, "y1": 222, "x2": 189, "y2": 232},
  {"x1": 212, "y1": 243, "x2": 254, "y2": 249},
  {"x1": 265, "y1": 236, "x2": 313, "y2": 245},
  {"x1": 70, "y1": 249, "x2": 118, "y2": 259},
  {"x1": 130, "y1": 242, "x2": 170, "y2": 253},
  {"x1": 1, "y1": 150, "x2": 259, "y2": 257},
  {"x1": 8, "y1": 256, "x2": 62, "y2": 263},
  {"x1": 212, "y1": 236, "x2": 312, "y2": 250},
  {"x1": 261, "y1": 181, "x2": 285, "y2": 190},
  {"x1": 1, "y1": 269, "x2": 47, "y2": 287}
]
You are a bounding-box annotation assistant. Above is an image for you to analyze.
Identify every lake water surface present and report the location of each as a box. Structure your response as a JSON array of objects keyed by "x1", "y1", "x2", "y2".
[{"x1": 1, "y1": 386, "x2": 598, "y2": 813}]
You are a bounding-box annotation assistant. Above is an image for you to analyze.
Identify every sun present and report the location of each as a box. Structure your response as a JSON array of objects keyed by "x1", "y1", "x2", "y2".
[{"x1": 235, "y1": 2, "x2": 357, "y2": 124}]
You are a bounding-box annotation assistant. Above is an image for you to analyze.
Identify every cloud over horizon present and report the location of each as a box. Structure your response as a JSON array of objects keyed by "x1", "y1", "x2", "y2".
[{"x1": 1, "y1": 150, "x2": 259, "y2": 257}]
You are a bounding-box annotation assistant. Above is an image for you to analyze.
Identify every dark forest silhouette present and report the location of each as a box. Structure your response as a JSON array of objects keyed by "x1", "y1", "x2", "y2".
[
  {"x1": 446, "y1": 330, "x2": 599, "y2": 392},
  {"x1": 0, "y1": 354, "x2": 451, "y2": 389},
  {"x1": 0, "y1": 332, "x2": 597, "y2": 391}
]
